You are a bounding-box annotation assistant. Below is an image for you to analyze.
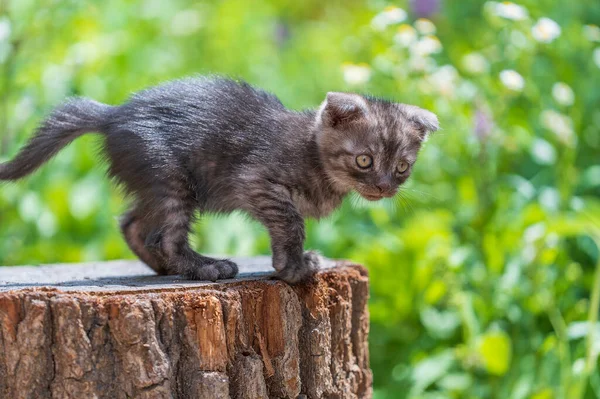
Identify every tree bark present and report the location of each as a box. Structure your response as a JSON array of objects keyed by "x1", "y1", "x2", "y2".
[{"x1": 0, "y1": 257, "x2": 372, "y2": 399}]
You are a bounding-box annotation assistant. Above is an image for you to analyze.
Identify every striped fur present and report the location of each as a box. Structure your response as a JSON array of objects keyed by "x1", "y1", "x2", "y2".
[{"x1": 0, "y1": 76, "x2": 438, "y2": 283}]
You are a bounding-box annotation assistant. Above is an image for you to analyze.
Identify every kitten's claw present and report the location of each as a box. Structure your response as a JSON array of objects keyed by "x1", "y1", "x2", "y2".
[
  {"x1": 276, "y1": 250, "x2": 321, "y2": 284},
  {"x1": 185, "y1": 259, "x2": 239, "y2": 281}
]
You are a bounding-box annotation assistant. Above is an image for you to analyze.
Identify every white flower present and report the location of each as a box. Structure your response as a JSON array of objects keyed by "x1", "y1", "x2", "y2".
[
  {"x1": 37, "y1": 210, "x2": 57, "y2": 238},
  {"x1": 394, "y1": 24, "x2": 417, "y2": 47},
  {"x1": 573, "y1": 359, "x2": 586, "y2": 376},
  {"x1": 552, "y1": 82, "x2": 574, "y2": 106},
  {"x1": 532, "y1": 18, "x2": 561, "y2": 43},
  {"x1": 541, "y1": 109, "x2": 575, "y2": 146},
  {"x1": 13, "y1": 95, "x2": 35, "y2": 125},
  {"x1": 428, "y1": 65, "x2": 459, "y2": 97},
  {"x1": 408, "y1": 55, "x2": 436, "y2": 73},
  {"x1": 18, "y1": 192, "x2": 43, "y2": 222},
  {"x1": 0, "y1": 17, "x2": 10, "y2": 42},
  {"x1": 68, "y1": 41, "x2": 101, "y2": 65},
  {"x1": 530, "y1": 138, "x2": 556, "y2": 165},
  {"x1": 411, "y1": 35, "x2": 442, "y2": 56},
  {"x1": 457, "y1": 81, "x2": 478, "y2": 101},
  {"x1": 584, "y1": 25, "x2": 600, "y2": 42},
  {"x1": 170, "y1": 9, "x2": 203, "y2": 36},
  {"x1": 594, "y1": 48, "x2": 600, "y2": 69},
  {"x1": 415, "y1": 18, "x2": 436, "y2": 35},
  {"x1": 539, "y1": 187, "x2": 560, "y2": 211},
  {"x1": 371, "y1": 7, "x2": 407, "y2": 31},
  {"x1": 488, "y1": 2, "x2": 529, "y2": 21},
  {"x1": 342, "y1": 63, "x2": 371, "y2": 85},
  {"x1": 499, "y1": 69, "x2": 524, "y2": 91},
  {"x1": 524, "y1": 222, "x2": 545, "y2": 243},
  {"x1": 462, "y1": 52, "x2": 489, "y2": 74}
]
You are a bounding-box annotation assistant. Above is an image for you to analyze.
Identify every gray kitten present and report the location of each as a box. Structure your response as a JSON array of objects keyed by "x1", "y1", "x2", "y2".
[{"x1": 0, "y1": 77, "x2": 438, "y2": 283}]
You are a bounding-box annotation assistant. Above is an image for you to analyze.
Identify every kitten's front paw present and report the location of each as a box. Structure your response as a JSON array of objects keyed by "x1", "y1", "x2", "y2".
[
  {"x1": 276, "y1": 250, "x2": 322, "y2": 284},
  {"x1": 185, "y1": 259, "x2": 239, "y2": 281}
]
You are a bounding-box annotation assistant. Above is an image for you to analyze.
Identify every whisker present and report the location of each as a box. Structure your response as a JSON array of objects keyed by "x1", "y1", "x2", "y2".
[
  {"x1": 401, "y1": 187, "x2": 438, "y2": 201},
  {"x1": 395, "y1": 192, "x2": 415, "y2": 216},
  {"x1": 391, "y1": 195, "x2": 406, "y2": 215},
  {"x1": 348, "y1": 192, "x2": 363, "y2": 209}
]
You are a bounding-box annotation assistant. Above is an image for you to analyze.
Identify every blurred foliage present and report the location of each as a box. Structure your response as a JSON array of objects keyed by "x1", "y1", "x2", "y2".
[{"x1": 1, "y1": 0, "x2": 600, "y2": 397}]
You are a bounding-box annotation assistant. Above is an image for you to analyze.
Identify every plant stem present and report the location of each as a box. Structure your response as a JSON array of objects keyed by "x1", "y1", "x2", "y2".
[
  {"x1": 549, "y1": 307, "x2": 571, "y2": 399},
  {"x1": 574, "y1": 235, "x2": 600, "y2": 399},
  {"x1": 584, "y1": 247, "x2": 600, "y2": 387}
]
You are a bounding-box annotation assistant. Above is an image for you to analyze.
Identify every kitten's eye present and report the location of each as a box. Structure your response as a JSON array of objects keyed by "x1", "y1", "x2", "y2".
[
  {"x1": 397, "y1": 161, "x2": 409, "y2": 173},
  {"x1": 355, "y1": 154, "x2": 373, "y2": 169}
]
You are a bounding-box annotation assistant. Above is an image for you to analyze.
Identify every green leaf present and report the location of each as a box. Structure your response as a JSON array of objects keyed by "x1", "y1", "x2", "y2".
[
  {"x1": 477, "y1": 330, "x2": 512, "y2": 376},
  {"x1": 410, "y1": 350, "x2": 455, "y2": 395}
]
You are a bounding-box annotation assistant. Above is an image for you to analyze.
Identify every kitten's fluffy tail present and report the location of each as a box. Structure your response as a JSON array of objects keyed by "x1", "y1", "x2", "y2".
[{"x1": 0, "y1": 98, "x2": 112, "y2": 181}]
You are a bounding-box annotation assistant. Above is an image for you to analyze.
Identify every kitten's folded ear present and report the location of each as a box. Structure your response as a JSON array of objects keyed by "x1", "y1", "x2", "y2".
[
  {"x1": 400, "y1": 104, "x2": 440, "y2": 139},
  {"x1": 318, "y1": 92, "x2": 368, "y2": 128}
]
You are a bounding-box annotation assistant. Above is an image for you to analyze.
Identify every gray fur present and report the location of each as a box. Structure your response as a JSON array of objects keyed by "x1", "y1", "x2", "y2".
[{"x1": 0, "y1": 76, "x2": 438, "y2": 283}]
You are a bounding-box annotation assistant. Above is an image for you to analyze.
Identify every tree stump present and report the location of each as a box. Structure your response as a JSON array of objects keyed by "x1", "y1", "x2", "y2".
[{"x1": 0, "y1": 257, "x2": 372, "y2": 399}]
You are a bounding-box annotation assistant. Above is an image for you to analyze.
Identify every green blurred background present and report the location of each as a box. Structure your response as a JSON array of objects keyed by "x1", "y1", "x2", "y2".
[{"x1": 1, "y1": 0, "x2": 600, "y2": 397}]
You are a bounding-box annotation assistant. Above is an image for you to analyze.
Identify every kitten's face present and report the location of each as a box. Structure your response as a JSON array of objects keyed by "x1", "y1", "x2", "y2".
[{"x1": 316, "y1": 92, "x2": 438, "y2": 201}]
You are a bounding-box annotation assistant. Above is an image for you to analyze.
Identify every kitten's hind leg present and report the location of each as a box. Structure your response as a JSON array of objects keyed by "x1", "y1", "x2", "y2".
[
  {"x1": 120, "y1": 207, "x2": 171, "y2": 275},
  {"x1": 139, "y1": 195, "x2": 238, "y2": 281}
]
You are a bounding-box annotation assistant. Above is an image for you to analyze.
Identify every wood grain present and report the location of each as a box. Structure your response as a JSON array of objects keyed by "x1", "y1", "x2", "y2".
[{"x1": 0, "y1": 258, "x2": 372, "y2": 399}]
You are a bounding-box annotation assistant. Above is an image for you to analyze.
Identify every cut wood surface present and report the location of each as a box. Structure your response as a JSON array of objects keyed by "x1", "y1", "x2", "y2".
[{"x1": 0, "y1": 257, "x2": 372, "y2": 399}]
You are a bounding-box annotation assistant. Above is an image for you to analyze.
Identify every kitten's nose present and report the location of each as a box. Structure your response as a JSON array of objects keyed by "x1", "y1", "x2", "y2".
[{"x1": 376, "y1": 181, "x2": 392, "y2": 193}]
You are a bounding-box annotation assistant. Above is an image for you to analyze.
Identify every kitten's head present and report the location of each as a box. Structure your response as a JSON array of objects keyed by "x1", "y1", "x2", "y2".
[{"x1": 315, "y1": 92, "x2": 438, "y2": 201}]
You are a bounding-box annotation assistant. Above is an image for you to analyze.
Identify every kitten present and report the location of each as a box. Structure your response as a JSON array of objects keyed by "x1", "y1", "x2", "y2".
[{"x1": 0, "y1": 76, "x2": 438, "y2": 283}]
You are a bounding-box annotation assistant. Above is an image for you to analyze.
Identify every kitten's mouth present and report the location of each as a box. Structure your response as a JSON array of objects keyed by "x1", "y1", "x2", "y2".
[
  {"x1": 358, "y1": 189, "x2": 398, "y2": 201},
  {"x1": 362, "y1": 194, "x2": 384, "y2": 201}
]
